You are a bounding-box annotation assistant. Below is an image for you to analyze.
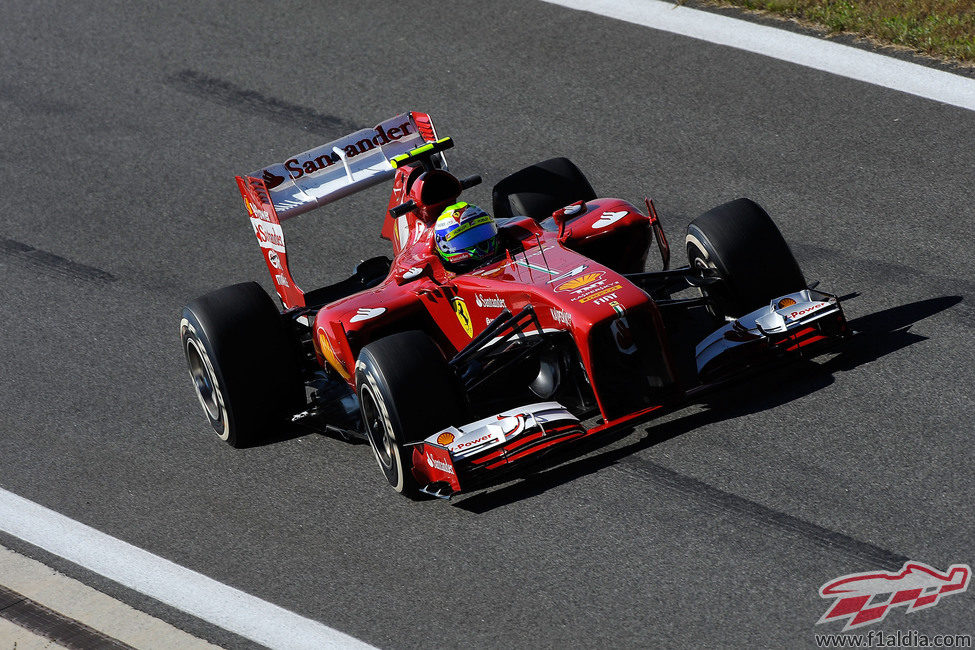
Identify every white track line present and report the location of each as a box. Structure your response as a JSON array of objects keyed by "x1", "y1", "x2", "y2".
[
  {"x1": 543, "y1": 0, "x2": 975, "y2": 112},
  {"x1": 0, "y1": 488, "x2": 373, "y2": 650}
]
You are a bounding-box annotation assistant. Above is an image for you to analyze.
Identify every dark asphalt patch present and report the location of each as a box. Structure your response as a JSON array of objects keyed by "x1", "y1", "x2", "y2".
[
  {"x1": 615, "y1": 459, "x2": 909, "y2": 570},
  {"x1": 0, "y1": 237, "x2": 115, "y2": 284},
  {"x1": 166, "y1": 69, "x2": 364, "y2": 139},
  {"x1": 0, "y1": 584, "x2": 134, "y2": 649}
]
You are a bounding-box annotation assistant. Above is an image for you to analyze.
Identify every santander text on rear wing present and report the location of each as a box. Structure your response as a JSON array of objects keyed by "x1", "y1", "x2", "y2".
[
  {"x1": 240, "y1": 112, "x2": 439, "y2": 221},
  {"x1": 234, "y1": 112, "x2": 440, "y2": 309}
]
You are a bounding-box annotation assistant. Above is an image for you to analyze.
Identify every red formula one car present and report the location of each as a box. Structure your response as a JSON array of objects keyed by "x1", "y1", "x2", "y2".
[{"x1": 180, "y1": 112, "x2": 850, "y2": 499}]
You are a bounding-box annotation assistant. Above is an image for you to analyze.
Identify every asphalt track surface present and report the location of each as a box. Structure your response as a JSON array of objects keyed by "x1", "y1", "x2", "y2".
[{"x1": 1, "y1": 1, "x2": 973, "y2": 647}]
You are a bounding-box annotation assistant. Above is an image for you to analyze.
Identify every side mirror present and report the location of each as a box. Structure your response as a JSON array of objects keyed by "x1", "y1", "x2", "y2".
[{"x1": 551, "y1": 200, "x2": 588, "y2": 239}]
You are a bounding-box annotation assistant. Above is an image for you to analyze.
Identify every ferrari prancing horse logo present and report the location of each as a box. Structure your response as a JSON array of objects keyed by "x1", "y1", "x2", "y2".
[{"x1": 451, "y1": 297, "x2": 473, "y2": 338}]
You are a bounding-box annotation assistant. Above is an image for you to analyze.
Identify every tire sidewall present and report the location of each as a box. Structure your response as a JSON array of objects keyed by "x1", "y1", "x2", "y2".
[
  {"x1": 685, "y1": 199, "x2": 805, "y2": 318},
  {"x1": 686, "y1": 227, "x2": 730, "y2": 319},
  {"x1": 179, "y1": 282, "x2": 304, "y2": 448},
  {"x1": 353, "y1": 331, "x2": 464, "y2": 498},
  {"x1": 355, "y1": 353, "x2": 409, "y2": 493},
  {"x1": 180, "y1": 313, "x2": 234, "y2": 441}
]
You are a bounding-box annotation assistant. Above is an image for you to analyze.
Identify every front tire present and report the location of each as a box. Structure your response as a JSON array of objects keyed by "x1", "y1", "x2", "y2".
[
  {"x1": 180, "y1": 282, "x2": 304, "y2": 447},
  {"x1": 491, "y1": 157, "x2": 596, "y2": 221},
  {"x1": 686, "y1": 198, "x2": 806, "y2": 318},
  {"x1": 355, "y1": 331, "x2": 464, "y2": 498}
]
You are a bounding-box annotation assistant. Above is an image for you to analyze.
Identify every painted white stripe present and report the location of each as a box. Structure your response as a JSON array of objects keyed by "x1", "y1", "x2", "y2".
[
  {"x1": 542, "y1": 0, "x2": 975, "y2": 112},
  {"x1": 0, "y1": 488, "x2": 373, "y2": 650}
]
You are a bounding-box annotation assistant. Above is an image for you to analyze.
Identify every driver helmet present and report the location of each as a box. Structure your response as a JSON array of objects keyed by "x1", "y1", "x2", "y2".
[{"x1": 433, "y1": 202, "x2": 500, "y2": 266}]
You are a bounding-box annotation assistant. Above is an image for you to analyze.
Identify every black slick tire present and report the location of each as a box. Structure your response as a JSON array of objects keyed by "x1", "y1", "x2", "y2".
[
  {"x1": 179, "y1": 282, "x2": 304, "y2": 447},
  {"x1": 355, "y1": 331, "x2": 463, "y2": 499},
  {"x1": 492, "y1": 157, "x2": 596, "y2": 221},
  {"x1": 685, "y1": 198, "x2": 806, "y2": 318}
]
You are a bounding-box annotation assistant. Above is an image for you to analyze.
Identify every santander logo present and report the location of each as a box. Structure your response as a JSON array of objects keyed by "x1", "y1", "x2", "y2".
[
  {"x1": 592, "y1": 210, "x2": 628, "y2": 229},
  {"x1": 425, "y1": 453, "x2": 455, "y2": 475},
  {"x1": 277, "y1": 121, "x2": 415, "y2": 181},
  {"x1": 253, "y1": 223, "x2": 284, "y2": 248},
  {"x1": 475, "y1": 294, "x2": 506, "y2": 309}
]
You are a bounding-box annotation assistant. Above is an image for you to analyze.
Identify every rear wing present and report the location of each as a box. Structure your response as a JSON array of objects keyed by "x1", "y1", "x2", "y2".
[
  {"x1": 240, "y1": 112, "x2": 440, "y2": 221},
  {"x1": 235, "y1": 112, "x2": 441, "y2": 309}
]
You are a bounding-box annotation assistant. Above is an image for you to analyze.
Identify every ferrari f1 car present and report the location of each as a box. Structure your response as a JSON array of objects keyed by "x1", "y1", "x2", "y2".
[{"x1": 180, "y1": 112, "x2": 850, "y2": 499}]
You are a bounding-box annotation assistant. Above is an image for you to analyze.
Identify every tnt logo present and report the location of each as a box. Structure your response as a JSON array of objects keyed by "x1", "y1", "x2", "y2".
[{"x1": 818, "y1": 561, "x2": 970, "y2": 631}]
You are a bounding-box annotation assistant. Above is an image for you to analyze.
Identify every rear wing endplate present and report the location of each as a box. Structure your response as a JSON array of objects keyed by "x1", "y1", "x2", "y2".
[
  {"x1": 236, "y1": 175, "x2": 306, "y2": 308},
  {"x1": 234, "y1": 112, "x2": 440, "y2": 309}
]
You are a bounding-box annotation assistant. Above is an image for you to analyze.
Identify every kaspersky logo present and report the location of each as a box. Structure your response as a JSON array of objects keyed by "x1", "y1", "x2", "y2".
[{"x1": 817, "y1": 561, "x2": 970, "y2": 631}]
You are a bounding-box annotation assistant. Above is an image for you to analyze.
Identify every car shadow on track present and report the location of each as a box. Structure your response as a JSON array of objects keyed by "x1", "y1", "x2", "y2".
[
  {"x1": 454, "y1": 295, "x2": 962, "y2": 514},
  {"x1": 241, "y1": 421, "x2": 364, "y2": 448}
]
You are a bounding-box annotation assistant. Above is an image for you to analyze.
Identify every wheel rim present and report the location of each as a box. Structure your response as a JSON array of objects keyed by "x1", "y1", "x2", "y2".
[
  {"x1": 186, "y1": 338, "x2": 220, "y2": 421},
  {"x1": 361, "y1": 385, "x2": 394, "y2": 469},
  {"x1": 687, "y1": 241, "x2": 723, "y2": 319}
]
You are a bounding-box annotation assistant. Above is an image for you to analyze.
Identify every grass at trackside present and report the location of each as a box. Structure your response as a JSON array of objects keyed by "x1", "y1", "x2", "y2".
[{"x1": 698, "y1": 0, "x2": 975, "y2": 64}]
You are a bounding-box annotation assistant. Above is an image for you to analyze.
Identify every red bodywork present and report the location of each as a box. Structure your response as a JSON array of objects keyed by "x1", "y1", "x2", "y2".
[
  {"x1": 235, "y1": 120, "x2": 690, "y2": 494},
  {"x1": 314, "y1": 164, "x2": 675, "y2": 408},
  {"x1": 307, "y1": 162, "x2": 684, "y2": 492}
]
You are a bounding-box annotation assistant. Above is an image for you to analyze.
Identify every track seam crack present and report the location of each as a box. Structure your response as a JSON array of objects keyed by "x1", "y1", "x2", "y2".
[
  {"x1": 617, "y1": 458, "x2": 909, "y2": 570},
  {"x1": 166, "y1": 69, "x2": 363, "y2": 138},
  {"x1": 0, "y1": 238, "x2": 116, "y2": 284},
  {"x1": 0, "y1": 584, "x2": 134, "y2": 649}
]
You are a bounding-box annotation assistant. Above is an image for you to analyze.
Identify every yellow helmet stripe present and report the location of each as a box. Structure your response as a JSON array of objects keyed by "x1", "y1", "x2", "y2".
[{"x1": 445, "y1": 214, "x2": 492, "y2": 241}]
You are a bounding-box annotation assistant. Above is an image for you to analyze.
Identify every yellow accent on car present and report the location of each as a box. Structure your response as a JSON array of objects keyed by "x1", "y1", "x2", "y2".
[
  {"x1": 445, "y1": 214, "x2": 492, "y2": 241},
  {"x1": 556, "y1": 272, "x2": 604, "y2": 291},
  {"x1": 451, "y1": 297, "x2": 474, "y2": 338},
  {"x1": 317, "y1": 329, "x2": 351, "y2": 380},
  {"x1": 390, "y1": 137, "x2": 452, "y2": 169},
  {"x1": 437, "y1": 432, "x2": 455, "y2": 445}
]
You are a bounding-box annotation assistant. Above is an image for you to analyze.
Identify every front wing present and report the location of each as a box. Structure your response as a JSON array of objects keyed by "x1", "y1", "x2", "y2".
[
  {"x1": 408, "y1": 400, "x2": 667, "y2": 499},
  {"x1": 695, "y1": 288, "x2": 850, "y2": 382},
  {"x1": 406, "y1": 288, "x2": 851, "y2": 499},
  {"x1": 408, "y1": 402, "x2": 590, "y2": 498}
]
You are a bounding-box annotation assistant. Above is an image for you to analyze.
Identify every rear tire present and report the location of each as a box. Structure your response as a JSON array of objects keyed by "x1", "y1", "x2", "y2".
[
  {"x1": 180, "y1": 282, "x2": 304, "y2": 447},
  {"x1": 685, "y1": 198, "x2": 806, "y2": 318},
  {"x1": 355, "y1": 331, "x2": 464, "y2": 498},
  {"x1": 492, "y1": 157, "x2": 596, "y2": 221}
]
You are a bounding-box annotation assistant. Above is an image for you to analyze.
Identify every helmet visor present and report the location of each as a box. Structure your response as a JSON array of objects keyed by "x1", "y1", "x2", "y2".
[{"x1": 444, "y1": 216, "x2": 498, "y2": 251}]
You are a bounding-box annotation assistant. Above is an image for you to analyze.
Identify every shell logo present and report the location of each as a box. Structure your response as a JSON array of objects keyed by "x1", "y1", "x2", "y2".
[
  {"x1": 437, "y1": 432, "x2": 455, "y2": 445},
  {"x1": 556, "y1": 271, "x2": 604, "y2": 292}
]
